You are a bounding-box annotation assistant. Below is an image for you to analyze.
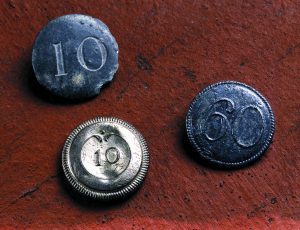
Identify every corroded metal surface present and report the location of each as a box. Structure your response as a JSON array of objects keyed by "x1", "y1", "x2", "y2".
[
  {"x1": 186, "y1": 81, "x2": 275, "y2": 168},
  {"x1": 32, "y1": 14, "x2": 118, "y2": 99}
]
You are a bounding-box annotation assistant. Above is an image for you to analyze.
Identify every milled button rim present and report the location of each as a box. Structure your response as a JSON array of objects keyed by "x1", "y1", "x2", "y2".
[{"x1": 62, "y1": 117, "x2": 149, "y2": 200}]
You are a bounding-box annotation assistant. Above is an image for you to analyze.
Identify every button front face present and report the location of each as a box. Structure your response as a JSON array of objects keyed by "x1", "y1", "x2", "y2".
[
  {"x1": 32, "y1": 14, "x2": 118, "y2": 99},
  {"x1": 186, "y1": 81, "x2": 275, "y2": 168},
  {"x1": 62, "y1": 117, "x2": 149, "y2": 200}
]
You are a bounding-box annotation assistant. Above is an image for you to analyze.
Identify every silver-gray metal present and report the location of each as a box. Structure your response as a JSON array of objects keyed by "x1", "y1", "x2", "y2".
[
  {"x1": 186, "y1": 81, "x2": 275, "y2": 168},
  {"x1": 62, "y1": 117, "x2": 149, "y2": 200},
  {"x1": 32, "y1": 14, "x2": 118, "y2": 99}
]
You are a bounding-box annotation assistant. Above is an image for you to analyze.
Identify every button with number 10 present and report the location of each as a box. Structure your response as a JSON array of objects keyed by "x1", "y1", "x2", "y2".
[
  {"x1": 62, "y1": 117, "x2": 149, "y2": 200},
  {"x1": 32, "y1": 14, "x2": 118, "y2": 99}
]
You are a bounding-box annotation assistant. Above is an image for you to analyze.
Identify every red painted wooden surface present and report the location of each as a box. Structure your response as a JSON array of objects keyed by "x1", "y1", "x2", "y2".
[{"x1": 0, "y1": 0, "x2": 299, "y2": 229}]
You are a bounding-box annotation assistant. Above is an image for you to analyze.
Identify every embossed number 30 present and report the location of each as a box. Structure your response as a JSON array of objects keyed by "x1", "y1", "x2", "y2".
[
  {"x1": 200, "y1": 99, "x2": 265, "y2": 148},
  {"x1": 52, "y1": 37, "x2": 107, "y2": 76}
]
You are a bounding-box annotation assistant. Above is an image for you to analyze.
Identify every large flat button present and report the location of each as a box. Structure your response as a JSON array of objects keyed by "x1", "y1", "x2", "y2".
[
  {"x1": 186, "y1": 81, "x2": 275, "y2": 168},
  {"x1": 32, "y1": 14, "x2": 118, "y2": 99},
  {"x1": 62, "y1": 117, "x2": 149, "y2": 200}
]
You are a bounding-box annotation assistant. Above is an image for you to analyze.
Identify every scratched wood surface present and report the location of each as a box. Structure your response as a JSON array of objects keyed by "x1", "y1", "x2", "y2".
[{"x1": 0, "y1": 0, "x2": 299, "y2": 229}]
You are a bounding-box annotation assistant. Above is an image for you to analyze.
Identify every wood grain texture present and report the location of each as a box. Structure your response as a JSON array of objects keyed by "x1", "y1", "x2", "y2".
[{"x1": 0, "y1": 0, "x2": 299, "y2": 229}]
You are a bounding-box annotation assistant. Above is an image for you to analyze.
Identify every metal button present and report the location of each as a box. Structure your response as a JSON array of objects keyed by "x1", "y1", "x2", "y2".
[
  {"x1": 186, "y1": 81, "x2": 275, "y2": 168},
  {"x1": 62, "y1": 117, "x2": 149, "y2": 200},
  {"x1": 32, "y1": 14, "x2": 118, "y2": 99}
]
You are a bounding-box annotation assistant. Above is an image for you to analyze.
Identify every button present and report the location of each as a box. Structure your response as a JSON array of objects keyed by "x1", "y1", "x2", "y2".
[
  {"x1": 186, "y1": 81, "x2": 275, "y2": 168},
  {"x1": 62, "y1": 117, "x2": 149, "y2": 200},
  {"x1": 32, "y1": 14, "x2": 118, "y2": 99}
]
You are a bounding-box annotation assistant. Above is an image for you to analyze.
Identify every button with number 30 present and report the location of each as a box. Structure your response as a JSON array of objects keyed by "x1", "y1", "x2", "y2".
[{"x1": 32, "y1": 14, "x2": 118, "y2": 99}]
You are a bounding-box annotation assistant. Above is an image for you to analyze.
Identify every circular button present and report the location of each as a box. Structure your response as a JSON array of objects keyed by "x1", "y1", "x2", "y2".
[
  {"x1": 186, "y1": 81, "x2": 275, "y2": 168},
  {"x1": 32, "y1": 14, "x2": 118, "y2": 99},
  {"x1": 62, "y1": 117, "x2": 149, "y2": 200}
]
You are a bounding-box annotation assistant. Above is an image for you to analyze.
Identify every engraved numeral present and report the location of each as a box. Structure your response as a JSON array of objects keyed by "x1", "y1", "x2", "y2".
[
  {"x1": 232, "y1": 106, "x2": 264, "y2": 147},
  {"x1": 77, "y1": 37, "x2": 107, "y2": 71},
  {"x1": 199, "y1": 98, "x2": 234, "y2": 141},
  {"x1": 53, "y1": 37, "x2": 107, "y2": 76},
  {"x1": 199, "y1": 98, "x2": 265, "y2": 148},
  {"x1": 53, "y1": 42, "x2": 67, "y2": 76}
]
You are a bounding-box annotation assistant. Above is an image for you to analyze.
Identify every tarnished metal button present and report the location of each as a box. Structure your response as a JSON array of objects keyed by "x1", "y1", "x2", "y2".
[
  {"x1": 32, "y1": 14, "x2": 118, "y2": 99},
  {"x1": 186, "y1": 81, "x2": 275, "y2": 168},
  {"x1": 62, "y1": 117, "x2": 149, "y2": 200}
]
